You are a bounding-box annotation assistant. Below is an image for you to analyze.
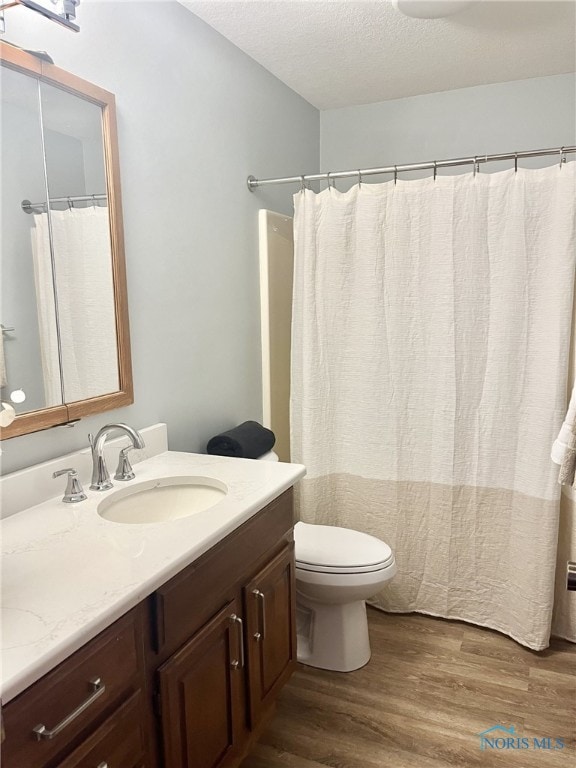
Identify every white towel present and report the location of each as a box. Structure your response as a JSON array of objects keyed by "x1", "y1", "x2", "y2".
[
  {"x1": 558, "y1": 431, "x2": 576, "y2": 486},
  {"x1": 551, "y1": 384, "x2": 576, "y2": 465}
]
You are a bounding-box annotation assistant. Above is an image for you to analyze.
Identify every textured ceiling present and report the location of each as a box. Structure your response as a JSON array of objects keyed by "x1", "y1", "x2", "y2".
[{"x1": 182, "y1": 0, "x2": 576, "y2": 110}]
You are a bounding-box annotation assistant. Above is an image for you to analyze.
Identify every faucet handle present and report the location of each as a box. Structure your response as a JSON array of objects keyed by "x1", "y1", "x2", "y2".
[
  {"x1": 53, "y1": 468, "x2": 87, "y2": 503},
  {"x1": 114, "y1": 446, "x2": 135, "y2": 482}
]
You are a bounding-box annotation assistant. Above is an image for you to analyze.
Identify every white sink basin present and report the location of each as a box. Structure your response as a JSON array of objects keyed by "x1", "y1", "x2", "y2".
[{"x1": 97, "y1": 476, "x2": 228, "y2": 524}]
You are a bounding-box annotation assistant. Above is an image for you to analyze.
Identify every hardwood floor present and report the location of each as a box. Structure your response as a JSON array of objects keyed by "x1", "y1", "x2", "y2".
[{"x1": 241, "y1": 609, "x2": 576, "y2": 768}]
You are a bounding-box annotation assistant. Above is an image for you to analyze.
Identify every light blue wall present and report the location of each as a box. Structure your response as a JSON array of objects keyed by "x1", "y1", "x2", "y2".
[
  {"x1": 321, "y1": 74, "x2": 576, "y2": 188},
  {"x1": 1, "y1": 1, "x2": 319, "y2": 474}
]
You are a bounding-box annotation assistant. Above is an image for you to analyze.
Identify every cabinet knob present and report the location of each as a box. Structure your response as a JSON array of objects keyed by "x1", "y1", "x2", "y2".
[
  {"x1": 254, "y1": 632, "x2": 262, "y2": 642},
  {"x1": 97, "y1": 763, "x2": 109, "y2": 768}
]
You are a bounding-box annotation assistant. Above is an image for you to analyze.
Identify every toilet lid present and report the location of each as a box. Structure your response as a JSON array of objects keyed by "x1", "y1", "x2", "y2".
[{"x1": 294, "y1": 522, "x2": 393, "y2": 573}]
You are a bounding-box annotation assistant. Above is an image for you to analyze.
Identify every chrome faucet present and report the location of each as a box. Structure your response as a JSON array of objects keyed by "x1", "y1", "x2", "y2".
[{"x1": 89, "y1": 423, "x2": 145, "y2": 491}]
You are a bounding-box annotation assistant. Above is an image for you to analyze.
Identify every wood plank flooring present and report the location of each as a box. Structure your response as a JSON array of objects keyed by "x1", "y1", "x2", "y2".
[{"x1": 241, "y1": 609, "x2": 576, "y2": 768}]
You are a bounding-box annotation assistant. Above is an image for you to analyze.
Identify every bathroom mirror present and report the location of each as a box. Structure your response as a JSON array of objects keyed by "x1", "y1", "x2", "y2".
[{"x1": 0, "y1": 42, "x2": 132, "y2": 439}]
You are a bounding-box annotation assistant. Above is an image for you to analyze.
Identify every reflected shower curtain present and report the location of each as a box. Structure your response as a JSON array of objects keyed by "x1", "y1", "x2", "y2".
[
  {"x1": 31, "y1": 207, "x2": 119, "y2": 405},
  {"x1": 291, "y1": 164, "x2": 576, "y2": 650}
]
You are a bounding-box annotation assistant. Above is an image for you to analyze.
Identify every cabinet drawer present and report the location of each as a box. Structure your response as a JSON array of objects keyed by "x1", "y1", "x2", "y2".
[
  {"x1": 153, "y1": 489, "x2": 294, "y2": 656},
  {"x1": 2, "y1": 610, "x2": 142, "y2": 768},
  {"x1": 55, "y1": 691, "x2": 146, "y2": 768}
]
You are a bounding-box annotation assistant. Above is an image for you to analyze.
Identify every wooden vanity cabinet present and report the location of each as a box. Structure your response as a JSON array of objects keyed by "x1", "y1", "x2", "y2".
[
  {"x1": 1, "y1": 489, "x2": 296, "y2": 768},
  {"x1": 1, "y1": 607, "x2": 150, "y2": 768},
  {"x1": 149, "y1": 489, "x2": 296, "y2": 768}
]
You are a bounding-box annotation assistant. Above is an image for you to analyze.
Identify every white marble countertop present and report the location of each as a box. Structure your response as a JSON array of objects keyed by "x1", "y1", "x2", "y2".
[{"x1": 1, "y1": 450, "x2": 305, "y2": 703}]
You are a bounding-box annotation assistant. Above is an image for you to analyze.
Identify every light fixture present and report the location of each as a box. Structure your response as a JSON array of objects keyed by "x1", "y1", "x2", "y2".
[
  {"x1": 392, "y1": 0, "x2": 477, "y2": 19},
  {"x1": 0, "y1": 0, "x2": 80, "y2": 32}
]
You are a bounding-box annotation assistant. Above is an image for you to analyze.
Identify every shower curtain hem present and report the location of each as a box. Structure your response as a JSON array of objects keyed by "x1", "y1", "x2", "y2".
[
  {"x1": 550, "y1": 630, "x2": 576, "y2": 644},
  {"x1": 367, "y1": 602, "x2": 551, "y2": 652}
]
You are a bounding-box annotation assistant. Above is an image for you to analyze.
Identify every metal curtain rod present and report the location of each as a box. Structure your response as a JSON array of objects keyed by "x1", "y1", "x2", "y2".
[
  {"x1": 247, "y1": 145, "x2": 576, "y2": 190},
  {"x1": 22, "y1": 194, "x2": 107, "y2": 214}
]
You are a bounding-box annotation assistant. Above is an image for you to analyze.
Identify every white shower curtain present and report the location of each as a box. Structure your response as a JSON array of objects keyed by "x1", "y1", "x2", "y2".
[
  {"x1": 291, "y1": 164, "x2": 576, "y2": 650},
  {"x1": 31, "y1": 207, "x2": 119, "y2": 405}
]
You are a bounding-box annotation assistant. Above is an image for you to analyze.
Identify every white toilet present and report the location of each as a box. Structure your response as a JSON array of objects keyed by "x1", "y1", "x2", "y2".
[{"x1": 294, "y1": 522, "x2": 397, "y2": 672}]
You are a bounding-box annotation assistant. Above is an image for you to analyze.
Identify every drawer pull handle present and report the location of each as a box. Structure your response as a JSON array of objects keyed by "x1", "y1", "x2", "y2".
[
  {"x1": 229, "y1": 614, "x2": 245, "y2": 669},
  {"x1": 97, "y1": 764, "x2": 109, "y2": 768},
  {"x1": 32, "y1": 677, "x2": 105, "y2": 741},
  {"x1": 253, "y1": 589, "x2": 266, "y2": 640}
]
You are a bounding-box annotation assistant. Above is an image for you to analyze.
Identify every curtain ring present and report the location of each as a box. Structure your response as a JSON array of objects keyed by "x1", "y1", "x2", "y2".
[
  {"x1": 394, "y1": 166, "x2": 398, "y2": 185},
  {"x1": 514, "y1": 153, "x2": 518, "y2": 173},
  {"x1": 433, "y1": 161, "x2": 437, "y2": 181},
  {"x1": 300, "y1": 175, "x2": 306, "y2": 193},
  {"x1": 472, "y1": 157, "x2": 478, "y2": 177},
  {"x1": 560, "y1": 147, "x2": 566, "y2": 168},
  {"x1": 67, "y1": 197, "x2": 73, "y2": 209},
  {"x1": 358, "y1": 170, "x2": 362, "y2": 188},
  {"x1": 327, "y1": 172, "x2": 336, "y2": 190},
  {"x1": 92, "y1": 194, "x2": 97, "y2": 208}
]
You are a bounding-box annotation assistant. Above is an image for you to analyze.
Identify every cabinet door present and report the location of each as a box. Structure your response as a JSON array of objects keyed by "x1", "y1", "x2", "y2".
[
  {"x1": 244, "y1": 544, "x2": 296, "y2": 726},
  {"x1": 157, "y1": 599, "x2": 245, "y2": 768}
]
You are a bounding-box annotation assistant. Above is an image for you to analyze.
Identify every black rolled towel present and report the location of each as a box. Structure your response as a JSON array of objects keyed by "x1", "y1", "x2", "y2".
[{"x1": 206, "y1": 421, "x2": 276, "y2": 459}]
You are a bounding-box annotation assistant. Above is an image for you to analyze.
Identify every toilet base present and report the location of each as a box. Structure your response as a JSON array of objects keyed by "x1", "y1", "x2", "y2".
[{"x1": 296, "y1": 595, "x2": 371, "y2": 672}]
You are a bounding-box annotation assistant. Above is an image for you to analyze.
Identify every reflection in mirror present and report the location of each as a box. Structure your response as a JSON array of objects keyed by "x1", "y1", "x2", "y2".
[
  {"x1": 0, "y1": 43, "x2": 133, "y2": 439},
  {"x1": 34, "y1": 81, "x2": 120, "y2": 404},
  {"x1": 0, "y1": 65, "x2": 63, "y2": 414}
]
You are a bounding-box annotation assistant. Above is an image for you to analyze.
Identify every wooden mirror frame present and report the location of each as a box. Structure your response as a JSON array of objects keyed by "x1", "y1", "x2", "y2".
[{"x1": 0, "y1": 42, "x2": 133, "y2": 439}]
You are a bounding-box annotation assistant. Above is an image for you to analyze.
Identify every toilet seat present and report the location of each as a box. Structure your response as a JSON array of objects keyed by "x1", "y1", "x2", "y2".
[
  {"x1": 296, "y1": 560, "x2": 395, "y2": 575},
  {"x1": 295, "y1": 522, "x2": 394, "y2": 575}
]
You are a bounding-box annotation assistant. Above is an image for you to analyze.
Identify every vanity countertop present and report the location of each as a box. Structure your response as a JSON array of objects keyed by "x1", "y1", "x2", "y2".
[{"x1": 1, "y1": 450, "x2": 305, "y2": 703}]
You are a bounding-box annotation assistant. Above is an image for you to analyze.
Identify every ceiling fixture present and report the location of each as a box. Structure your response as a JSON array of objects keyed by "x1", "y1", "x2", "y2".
[
  {"x1": 0, "y1": 0, "x2": 80, "y2": 33},
  {"x1": 392, "y1": 0, "x2": 477, "y2": 19}
]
